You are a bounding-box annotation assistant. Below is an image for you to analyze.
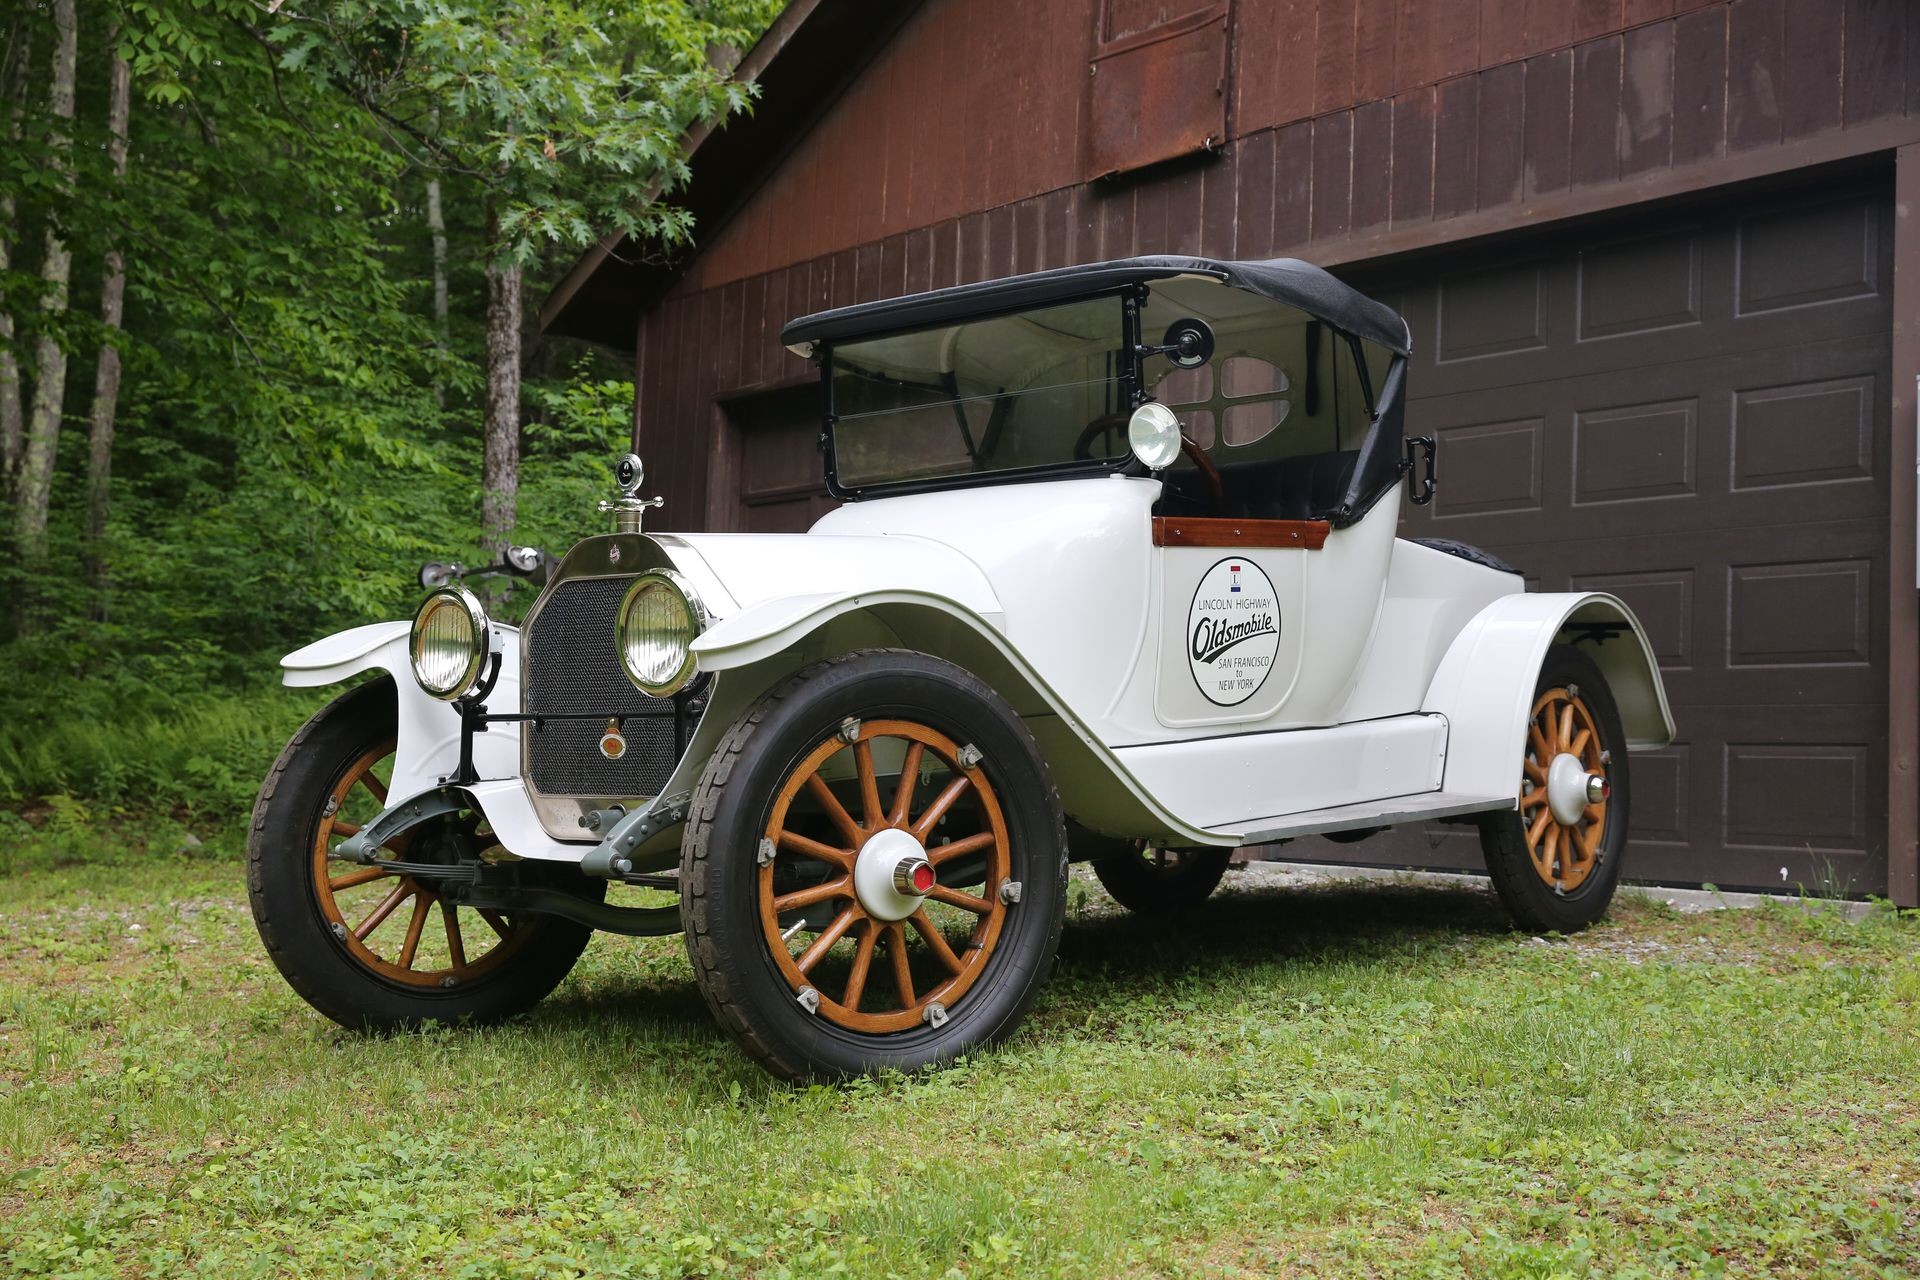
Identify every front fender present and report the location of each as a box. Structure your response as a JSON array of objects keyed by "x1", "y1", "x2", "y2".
[
  {"x1": 276, "y1": 622, "x2": 585, "y2": 863},
  {"x1": 681, "y1": 590, "x2": 1232, "y2": 849},
  {"x1": 1423, "y1": 592, "x2": 1676, "y2": 803}
]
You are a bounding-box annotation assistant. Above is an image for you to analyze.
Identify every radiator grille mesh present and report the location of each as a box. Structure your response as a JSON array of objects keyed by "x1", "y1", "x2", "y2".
[{"x1": 523, "y1": 576, "x2": 682, "y2": 797}]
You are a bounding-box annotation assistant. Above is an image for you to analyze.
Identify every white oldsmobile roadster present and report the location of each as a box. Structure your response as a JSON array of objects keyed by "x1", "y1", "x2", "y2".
[{"x1": 251, "y1": 256, "x2": 1675, "y2": 1080}]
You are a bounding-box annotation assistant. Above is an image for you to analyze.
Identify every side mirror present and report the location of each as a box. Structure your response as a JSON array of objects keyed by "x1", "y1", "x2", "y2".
[
  {"x1": 1138, "y1": 317, "x2": 1215, "y2": 370},
  {"x1": 504, "y1": 545, "x2": 543, "y2": 573},
  {"x1": 419, "y1": 561, "x2": 455, "y2": 589}
]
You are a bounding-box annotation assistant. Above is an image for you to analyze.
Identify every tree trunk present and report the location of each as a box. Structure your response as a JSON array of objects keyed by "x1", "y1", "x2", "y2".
[
  {"x1": 481, "y1": 238, "x2": 521, "y2": 561},
  {"x1": 84, "y1": 40, "x2": 131, "y2": 597},
  {"x1": 14, "y1": 0, "x2": 77, "y2": 559},
  {"x1": 0, "y1": 21, "x2": 33, "y2": 501},
  {"x1": 426, "y1": 172, "x2": 448, "y2": 408}
]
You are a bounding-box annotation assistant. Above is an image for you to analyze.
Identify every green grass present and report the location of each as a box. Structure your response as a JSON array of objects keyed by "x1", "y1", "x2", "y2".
[{"x1": 2, "y1": 832, "x2": 1917, "y2": 1278}]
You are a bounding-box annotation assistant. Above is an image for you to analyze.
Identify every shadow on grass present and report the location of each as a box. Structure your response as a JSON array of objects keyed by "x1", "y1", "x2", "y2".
[
  {"x1": 524, "y1": 877, "x2": 1516, "y2": 1050},
  {"x1": 1056, "y1": 877, "x2": 1513, "y2": 980}
]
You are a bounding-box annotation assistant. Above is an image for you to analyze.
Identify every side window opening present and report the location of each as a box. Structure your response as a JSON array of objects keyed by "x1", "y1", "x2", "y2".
[{"x1": 1145, "y1": 303, "x2": 1388, "y2": 523}]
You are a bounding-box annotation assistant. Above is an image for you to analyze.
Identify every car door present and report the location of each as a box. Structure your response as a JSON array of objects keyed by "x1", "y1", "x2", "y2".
[{"x1": 1151, "y1": 489, "x2": 1401, "y2": 731}]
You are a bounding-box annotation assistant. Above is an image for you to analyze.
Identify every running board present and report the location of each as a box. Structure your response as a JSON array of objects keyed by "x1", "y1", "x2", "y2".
[{"x1": 1212, "y1": 793, "x2": 1513, "y2": 844}]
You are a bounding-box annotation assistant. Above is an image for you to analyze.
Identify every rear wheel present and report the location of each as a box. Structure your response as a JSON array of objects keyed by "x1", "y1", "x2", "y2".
[
  {"x1": 1478, "y1": 644, "x2": 1630, "y2": 932},
  {"x1": 1092, "y1": 846, "x2": 1232, "y2": 914},
  {"x1": 681, "y1": 650, "x2": 1068, "y2": 1081},
  {"x1": 248, "y1": 680, "x2": 597, "y2": 1029}
]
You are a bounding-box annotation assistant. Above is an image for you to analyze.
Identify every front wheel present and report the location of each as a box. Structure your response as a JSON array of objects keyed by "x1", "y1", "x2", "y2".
[
  {"x1": 1478, "y1": 644, "x2": 1631, "y2": 933},
  {"x1": 248, "y1": 680, "x2": 597, "y2": 1029},
  {"x1": 680, "y1": 650, "x2": 1068, "y2": 1081}
]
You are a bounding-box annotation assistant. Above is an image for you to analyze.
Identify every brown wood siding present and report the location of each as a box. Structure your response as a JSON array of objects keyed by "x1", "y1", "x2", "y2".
[
  {"x1": 622, "y1": 3, "x2": 1920, "y2": 905},
  {"x1": 684, "y1": 1, "x2": 1919, "y2": 302}
]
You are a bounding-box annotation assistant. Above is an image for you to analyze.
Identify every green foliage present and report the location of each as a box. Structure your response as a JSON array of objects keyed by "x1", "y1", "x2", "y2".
[
  {"x1": 0, "y1": 684, "x2": 326, "y2": 819},
  {"x1": 1, "y1": 866, "x2": 1916, "y2": 1275},
  {"x1": 0, "y1": 0, "x2": 779, "y2": 821},
  {"x1": 266, "y1": 0, "x2": 782, "y2": 263}
]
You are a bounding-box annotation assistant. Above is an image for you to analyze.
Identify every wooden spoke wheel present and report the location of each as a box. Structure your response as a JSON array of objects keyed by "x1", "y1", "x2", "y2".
[
  {"x1": 758, "y1": 719, "x2": 1010, "y2": 1034},
  {"x1": 249, "y1": 679, "x2": 596, "y2": 1031},
  {"x1": 1478, "y1": 644, "x2": 1631, "y2": 934},
  {"x1": 681, "y1": 650, "x2": 1068, "y2": 1081},
  {"x1": 1518, "y1": 686, "x2": 1610, "y2": 895},
  {"x1": 311, "y1": 738, "x2": 538, "y2": 989}
]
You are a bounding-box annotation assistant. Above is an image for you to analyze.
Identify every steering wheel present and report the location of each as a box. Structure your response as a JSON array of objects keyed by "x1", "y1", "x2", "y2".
[{"x1": 1073, "y1": 414, "x2": 1226, "y2": 512}]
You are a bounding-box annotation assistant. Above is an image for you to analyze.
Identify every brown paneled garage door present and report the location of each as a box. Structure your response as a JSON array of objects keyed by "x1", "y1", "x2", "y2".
[{"x1": 1335, "y1": 182, "x2": 1895, "y2": 895}]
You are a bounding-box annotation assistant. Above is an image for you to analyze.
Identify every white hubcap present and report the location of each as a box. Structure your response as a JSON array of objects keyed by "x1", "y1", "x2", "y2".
[
  {"x1": 1546, "y1": 752, "x2": 1595, "y2": 826},
  {"x1": 852, "y1": 827, "x2": 934, "y2": 922}
]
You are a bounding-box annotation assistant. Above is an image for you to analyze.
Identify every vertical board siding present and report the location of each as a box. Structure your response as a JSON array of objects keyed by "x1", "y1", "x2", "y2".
[
  {"x1": 1844, "y1": 0, "x2": 1906, "y2": 125},
  {"x1": 682, "y1": 0, "x2": 1920, "y2": 294},
  {"x1": 1726, "y1": 0, "x2": 1785, "y2": 150},
  {"x1": 1780, "y1": 0, "x2": 1842, "y2": 139},
  {"x1": 1523, "y1": 48, "x2": 1576, "y2": 196},
  {"x1": 1310, "y1": 110, "x2": 1355, "y2": 239},
  {"x1": 1475, "y1": 61, "x2": 1526, "y2": 207},
  {"x1": 639, "y1": 0, "x2": 1920, "y2": 533},
  {"x1": 1432, "y1": 77, "x2": 1480, "y2": 219},
  {"x1": 1571, "y1": 35, "x2": 1625, "y2": 188},
  {"x1": 1315, "y1": 0, "x2": 1359, "y2": 115},
  {"x1": 1273, "y1": 120, "x2": 1314, "y2": 247},
  {"x1": 1572, "y1": 0, "x2": 1620, "y2": 44},
  {"x1": 1390, "y1": 87, "x2": 1437, "y2": 221},
  {"x1": 1353, "y1": 0, "x2": 1399, "y2": 103},
  {"x1": 1200, "y1": 155, "x2": 1240, "y2": 257},
  {"x1": 1620, "y1": 20, "x2": 1675, "y2": 177},
  {"x1": 1671, "y1": 5, "x2": 1728, "y2": 163},
  {"x1": 1350, "y1": 99, "x2": 1395, "y2": 230},
  {"x1": 1234, "y1": 129, "x2": 1278, "y2": 258}
]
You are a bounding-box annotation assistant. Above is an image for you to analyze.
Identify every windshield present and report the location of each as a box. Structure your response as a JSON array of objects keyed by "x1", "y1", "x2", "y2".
[{"x1": 828, "y1": 294, "x2": 1131, "y2": 490}]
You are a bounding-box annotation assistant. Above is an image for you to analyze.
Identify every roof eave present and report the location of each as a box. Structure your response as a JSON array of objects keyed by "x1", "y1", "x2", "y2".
[{"x1": 539, "y1": 0, "x2": 927, "y2": 350}]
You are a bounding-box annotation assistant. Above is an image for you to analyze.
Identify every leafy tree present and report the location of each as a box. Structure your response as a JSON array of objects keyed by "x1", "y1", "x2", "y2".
[
  {"x1": 0, "y1": 0, "x2": 784, "y2": 821},
  {"x1": 266, "y1": 0, "x2": 777, "y2": 555}
]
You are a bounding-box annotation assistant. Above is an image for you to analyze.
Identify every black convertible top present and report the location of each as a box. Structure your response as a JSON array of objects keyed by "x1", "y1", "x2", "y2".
[{"x1": 780, "y1": 254, "x2": 1412, "y2": 355}]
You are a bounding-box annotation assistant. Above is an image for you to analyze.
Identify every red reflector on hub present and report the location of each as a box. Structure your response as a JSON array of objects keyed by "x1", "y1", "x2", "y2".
[{"x1": 910, "y1": 863, "x2": 936, "y2": 893}]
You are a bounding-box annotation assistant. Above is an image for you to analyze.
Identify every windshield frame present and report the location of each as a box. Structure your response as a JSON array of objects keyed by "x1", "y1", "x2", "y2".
[{"x1": 819, "y1": 285, "x2": 1148, "y2": 501}]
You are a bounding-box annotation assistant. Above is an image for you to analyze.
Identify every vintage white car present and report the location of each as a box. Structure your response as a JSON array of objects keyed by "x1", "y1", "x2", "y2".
[{"x1": 250, "y1": 256, "x2": 1676, "y2": 1080}]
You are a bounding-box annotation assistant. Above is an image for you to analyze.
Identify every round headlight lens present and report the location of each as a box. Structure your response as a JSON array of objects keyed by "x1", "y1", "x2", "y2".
[
  {"x1": 617, "y1": 572, "x2": 702, "y2": 696},
  {"x1": 1128, "y1": 401, "x2": 1183, "y2": 470},
  {"x1": 410, "y1": 587, "x2": 489, "y2": 701}
]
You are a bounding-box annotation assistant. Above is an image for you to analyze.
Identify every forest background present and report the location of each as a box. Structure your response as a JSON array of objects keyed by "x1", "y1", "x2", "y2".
[{"x1": 0, "y1": 0, "x2": 780, "y2": 858}]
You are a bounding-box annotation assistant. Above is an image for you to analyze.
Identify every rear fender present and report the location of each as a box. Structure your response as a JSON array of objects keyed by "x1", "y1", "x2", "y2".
[
  {"x1": 1422, "y1": 592, "x2": 1676, "y2": 803},
  {"x1": 679, "y1": 592, "x2": 1233, "y2": 851},
  {"x1": 277, "y1": 622, "x2": 583, "y2": 862}
]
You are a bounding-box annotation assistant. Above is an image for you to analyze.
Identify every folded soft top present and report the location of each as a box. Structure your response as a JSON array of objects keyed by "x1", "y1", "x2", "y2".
[{"x1": 780, "y1": 254, "x2": 1412, "y2": 356}]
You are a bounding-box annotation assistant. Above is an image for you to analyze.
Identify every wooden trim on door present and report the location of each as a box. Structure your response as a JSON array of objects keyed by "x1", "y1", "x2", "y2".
[{"x1": 1152, "y1": 516, "x2": 1330, "y2": 549}]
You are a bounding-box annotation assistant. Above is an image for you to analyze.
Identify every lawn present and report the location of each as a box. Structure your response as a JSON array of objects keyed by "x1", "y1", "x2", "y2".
[{"x1": 2, "y1": 840, "x2": 1916, "y2": 1278}]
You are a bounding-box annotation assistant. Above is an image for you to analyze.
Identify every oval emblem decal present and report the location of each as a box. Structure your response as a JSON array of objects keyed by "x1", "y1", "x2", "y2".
[{"x1": 1187, "y1": 557, "x2": 1281, "y2": 707}]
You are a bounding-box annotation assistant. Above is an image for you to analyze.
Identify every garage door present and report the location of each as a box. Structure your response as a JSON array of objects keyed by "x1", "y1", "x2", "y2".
[{"x1": 1322, "y1": 182, "x2": 1895, "y2": 895}]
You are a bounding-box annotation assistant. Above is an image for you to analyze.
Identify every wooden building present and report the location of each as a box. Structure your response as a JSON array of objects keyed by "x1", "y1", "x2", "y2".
[{"x1": 543, "y1": 0, "x2": 1920, "y2": 904}]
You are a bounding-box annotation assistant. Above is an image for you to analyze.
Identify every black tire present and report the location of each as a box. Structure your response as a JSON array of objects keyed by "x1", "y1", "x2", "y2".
[
  {"x1": 680, "y1": 649, "x2": 1068, "y2": 1081},
  {"x1": 1478, "y1": 644, "x2": 1631, "y2": 933},
  {"x1": 1092, "y1": 846, "x2": 1232, "y2": 914},
  {"x1": 248, "y1": 679, "x2": 596, "y2": 1030}
]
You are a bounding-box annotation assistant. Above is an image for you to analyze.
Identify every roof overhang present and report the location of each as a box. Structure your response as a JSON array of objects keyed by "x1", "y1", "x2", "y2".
[{"x1": 539, "y1": 0, "x2": 926, "y2": 350}]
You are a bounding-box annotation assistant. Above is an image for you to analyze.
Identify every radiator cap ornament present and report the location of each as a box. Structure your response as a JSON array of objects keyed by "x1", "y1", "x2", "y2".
[
  {"x1": 614, "y1": 452, "x2": 644, "y2": 495},
  {"x1": 599, "y1": 451, "x2": 664, "y2": 533}
]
